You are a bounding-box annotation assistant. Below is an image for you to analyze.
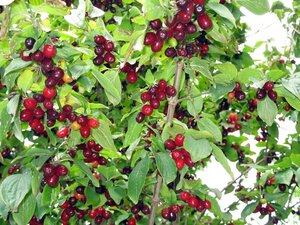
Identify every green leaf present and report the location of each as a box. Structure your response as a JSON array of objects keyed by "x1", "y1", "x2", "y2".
[
  {"x1": 187, "y1": 86, "x2": 203, "y2": 117},
  {"x1": 206, "y1": 196, "x2": 222, "y2": 218},
  {"x1": 7, "y1": 94, "x2": 20, "y2": 118},
  {"x1": 68, "y1": 63, "x2": 91, "y2": 80},
  {"x1": 214, "y1": 62, "x2": 238, "y2": 83},
  {"x1": 17, "y1": 69, "x2": 34, "y2": 92},
  {"x1": 291, "y1": 153, "x2": 300, "y2": 167},
  {"x1": 124, "y1": 113, "x2": 143, "y2": 147},
  {"x1": 0, "y1": 172, "x2": 32, "y2": 211},
  {"x1": 236, "y1": 0, "x2": 270, "y2": 15},
  {"x1": 128, "y1": 155, "x2": 150, "y2": 204},
  {"x1": 274, "y1": 169, "x2": 293, "y2": 185},
  {"x1": 209, "y1": 83, "x2": 235, "y2": 101},
  {"x1": 32, "y1": 3, "x2": 69, "y2": 16},
  {"x1": 295, "y1": 168, "x2": 300, "y2": 186},
  {"x1": 197, "y1": 118, "x2": 222, "y2": 143},
  {"x1": 155, "y1": 152, "x2": 177, "y2": 184},
  {"x1": 267, "y1": 70, "x2": 287, "y2": 81},
  {"x1": 257, "y1": 97, "x2": 278, "y2": 126},
  {"x1": 183, "y1": 136, "x2": 212, "y2": 162},
  {"x1": 206, "y1": 2, "x2": 236, "y2": 26},
  {"x1": 91, "y1": 70, "x2": 121, "y2": 106},
  {"x1": 64, "y1": 0, "x2": 86, "y2": 28},
  {"x1": 12, "y1": 192, "x2": 36, "y2": 225},
  {"x1": 97, "y1": 166, "x2": 122, "y2": 180},
  {"x1": 84, "y1": 186, "x2": 100, "y2": 207},
  {"x1": 136, "y1": 0, "x2": 165, "y2": 20},
  {"x1": 211, "y1": 143, "x2": 234, "y2": 179},
  {"x1": 282, "y1": 75, "x2": 300, "y2": 99},
  {"x1": 107, "y1": 186, "x2": 126, "y2": 205},
  {"x1": 92, "y1": 120, "x2": 116, "y2": 151},
  {"x1": 3, "y1": 58, "x2": 32, "y2": 77},
  {"x1": 189, "y1": 58, "x2": 212, "y2": 80},
  {"x1": 185, "y1": 129, "x2": 214, "y2": 140},
  {"x1": 73, "y1": 159, "x2": 99, "y2": 187},
  {"x1": 241, "y1": 202, "x2": 259, "y2": 219},
  {"x1": 237, "y1": 68, "x2": 263, "y2": 84}
]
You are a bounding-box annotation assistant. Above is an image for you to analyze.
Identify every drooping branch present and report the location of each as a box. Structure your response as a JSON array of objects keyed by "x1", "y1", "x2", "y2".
[{"x1": 148, "y1": 61, "x2": 184, "y2": 225}]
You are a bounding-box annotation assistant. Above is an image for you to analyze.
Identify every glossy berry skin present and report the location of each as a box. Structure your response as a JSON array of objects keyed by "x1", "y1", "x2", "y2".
[
  {"x1": 32, "y1": 50, "x2": 44, "y2": 62},
  {"x1": 46, "y1": 174, "x2": 59, "y2": 187},
  {"x1": 20, "y1": 109, "x2": 33, "y2": 122},
  {"x1": 149, "y1": 19, "x2": 162, "y2": 30},
  {"x1": 150, "y1": 98, "x2": 160, "y2": 109},
  {"x1": 136, "y1": 112, "x2": 145, "y2": 123},
  {"x1": 175, "y1": 134, "x2": 184, "y2": 147},
  {"x1": 43, "y1": 87, "x2": 56, "y2": 99},
  {"x1": 144, "y1": 32, "x2": 157, "y2": 46},
  {"x1": 161, "y1": 208, "x2": 170, "y2": 219},
  {"x1": 266, "y1": 204, "x2": 275, "y2": 212},
  {"x1": 43, "y1": 44, "x2": 56, "y2": 58},
  {"x1": 166, "y1": 86, "x2": 177, "y2": 97},
  {"x1": 25, "y1": 37, "x2": 36, "y2": 50},
  {"x1": 126, "y1": 71, "x2": 138, "y2": 84},
  {"x1": 235, "y1": 90, "x2": 246, "y2": 101},
  {"x1": 176, "y1": 158, "x2": 185, "y2": 170},
  {"x1": 43, "y1": 163, "x2": 55, "y2": 176},
  {"x1": 55, "y1": 165, "x2": 68, "y2": 176},
  {"x1": 20, "y1": 50, "x2": 32, "y2": 61},
  {"x1": 104, "y1": 41, "x2": 114, "y2": 51},
  {"x1": 80, "y1": 126, "x2": 91, "y2": 138},
  {"x1": 165, "y1": 47, "x2": 177, "y2": 58},
  {"x1": 177, "y1": 10, "x2": 192, "y2": 24},
  {"x1": 94, "y1": 35, "x2": 106, "y2": 45},
  {"x1": 104, "y1": 52, "x2": 115, "y2": 64},
  {"x1": 128, "y1": 218, "x2": 136, "y2": 225},
  {"x1": 141, "y1": 104, "x2": 153, "y2": 116},
  {"x1": 188, "y1": 197, "x2": 199, "y2": 208},
  {"x1": 256, "y1": 89, "x2": 266, "y2": 100},
  {"x1": 197, "y1": 13, "x2": 212, "y2": 30},
  {"x1": 158, "y1": 79, "x2": 167, "y2": 90},
  {"x1": 151, "y1": 39, "x2": 163, "y2": 52},
  {"x1": 268, "y1": 90, "x2": 277, "y2": 101},
  {"x1": 164, "y1": 139, "x2": 176, "y2": 150},
  {"x1": 180, "y1": 191, "x2": 191, "y2": 201},
  {"x1": 88, "y1": 118, "x2": 100, "y2": 128},
  {"x1": 93, "y1": 56, "x2": 104, "y2": 66},
  {"x1": 23, "y1": 98, "x2": 37, "y2": 109},
  {"x1": 203, "y1": 199, "x2": 211, "y2": 209},
  {"x1": 263, "y1": 81, "x2": 274, "y2": 91},
  {"x1": 141, "y1": 92, "x2": 151, "y2": 102},
  {"x1": 56, "y1": 127, "x2": 69, "y2": 138}
]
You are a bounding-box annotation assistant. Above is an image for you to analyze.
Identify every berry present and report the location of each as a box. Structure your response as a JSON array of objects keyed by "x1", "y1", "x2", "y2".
[
  {"x1": 104, "y1": 41, "x2": 114, "y2": 51},
  {"x1": 175, "y1": 134, "x2": 184, "y2": 147},
  {"x1": 268, "y1": 90, "x2": 277, "y2": 101},
  {"x1": 156, "y1": 29, "x2": 168, "y2": 41},
  {"x1": 128, "y1": 218, "x2": 136, "y2": 225},
  {"x1": 158, "y1": 80, "x2": 167, "y2": 90},
  {"x1": 46, "y1": 174, "x2": 59, "y2": 187},
  {"x1": 93, "y1": 56, "x2": 104, "y2": 66},
  {"x1": 256, "y1": 89, "x2": 266, "y2": 100},
  {"x1": 279, "y1": 184, "x2": 286, "y2": 192},
  {"x1": 56, "y1": 127, "x2": 69, "y2": 138},
  {"x1": 20, "y1": 109, "x2": 33, "y2": 122},
  {"x1": 263, "y1": 81, "x2": 274, "y2": 91},
  {"x1": 165, "y1": 47, "x2": 177, "y2": 58},
  {"x1": 169, "y1": 205, "x2": 180, "y2": 214},
  {"x1": 141, "y1": 92, "x2": 151, "y2": 102},
  {"x1": 171, "y1": 150, "x2": 182, "y2": 160},
  {"x1": 80, "y1": 126, "x2": 91, "y2": 138},
  {"x1": 188, "y1": 197, "x2": 199, "y2": 208},
  {"x1": 94, "y1": 35, "x2": 106, "y2": 45},
  {"x1": 266, "y1": 204, "x2": 275, "y2": 212},
  {"x1": 144, "y1": 32, "x2": 157, "y2": 46},
  {"x1": 23, "y1": 98, "x2": 37, "y2": 109},
  {"x1": 166, "y1": 86, "x2": 177, "y2": 97},
  {"x1": 20, "y1": 50, "x2": 31, "y2": 61},
  {"x1": 157, "y1": 91, "x2": 167, "y2": 101},
  {"x1": 161, "y1": 208, "x2": 170, "y2": 219},
  {"x1": 32, "y1": 50, "x2": 44, "y2": 62},
  {"x1": 164, "y1": 139, "x2": 176, "y2": 150},
  {"x1": 234, "y1": 90, "x2": 246, "y2": 101},
  {"x1": 55, "y1": 165, "x2": 68, "y2": 176},
  {"x1": 136, "y1": 112, "x2": 145, "y2": 123},
  {"x1": 126, "y1": 71, "x2": 138, "y2": 84},
  {"x1": 95, "y1": 46, "x2": 105, "y2": 56},
  {"x1": 33, "y1": 107, "x2": 44, "y2": 119},
  {"x1": 104, "y1": 52, "x2": 115, "y2": 64},
  {"x1": 169, "y1": 212, "x2": 177, "y2": 222},
  {"x1": 52, "y1": 67, "x2": 64, "y2": 81},
  {"x1": 177, "y1": 10, "x2": 192, "y2": 24},
  {"x1": 88, "y1": 118, "x2": 100, "y2": 128},
  {"x1": 193, "y1": 0, "x2": 206, "y2": 4},
  {"x1": 43, "y1": 44, "x2": 56, "y2": 58},
  {"x1": 180, "y1": 191, "x2": 190, "y2": 201},
  {"x1": 151, "y1": 39, "x2": 164, "y2": 52},
  {"x1": 176, "y1": 0, "x2": 188, "y2": 9},
  {"x1": 260, "y1": 207, "x2": 268, "y2": 216},
  {"x1": 43, "y1": 99, "x2": 54, "y2": 109},
  {"x1": 176, "y1": 158, "x2": 185, "y2": 170},
  {"x1": 150, "y1": 98, "x2": 160, "y2": 109},
  {"x1": 141, "y1": 104, "x2": 153, "y2": 116},
  {"x1": 203, "y1": 199, "x2": 211, "y2": 209},
  {"x1": 194, "y1": 4, "x2": 205, "y2": 15},
  {"x1": 43, "y1": 87, "x2": 56, "y2": 99},
  {"x1": 25, "y1": 37, "x2": 36, "y2": 50},
  {"x1": 43, "y1": 164, "x2": 55, "y2": 176},
  {"x1": 77, "y1": 115, "x2": 88, "y2": 125},
  {"x1": 197, "y1": 13, "x2": 212, "y2": 30},
  {"x1": 149, "y1": 19, "x2": 162, "y2": 30}
]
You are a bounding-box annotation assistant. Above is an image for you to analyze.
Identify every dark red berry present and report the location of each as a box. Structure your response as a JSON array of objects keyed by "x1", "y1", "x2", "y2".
[
  {"x1": 268, "y1": 90, "x2": 277, "y2": 101},
  {"x1": 235, "y1": 90, "x2": 246, "y2": 101},
  {"x1": 175, "y1": 134, "x2": 184, "y2": 147},
  {"x1": 165, "y1": 47, "x2": 177, "y2": 58},
  {"x1": 93, "y1": 56, "x2": 104, "y2": 66},
  {"x1": 149, "y1": 19, "x2": 162, "y2": 30},
  {"x1": 104, "y1": 52, "x2": 115, "y2": 64},
  {"x1": 263, "y1": 81, "x2": 274, "y2": 91},
  {"x1": 256, "y1": 89, "x2": 266, "y2": 100},
  {"x1": 23, "y1": 98, "x2": 37, "y2": 109},
  {"x1": 32, "y1": 50, "x2": 44, "y2": 62},
  {"x1": 126, "y1": 71, "x2": 138, "y2": 84},
  {"x1": 144, "y1": 32, "x2": 157, "y2": 46},
  {"x1": 150, "y1": 98, "x2": 160, "y2": 109},
  {"x1": 43, "y1": 44, "x2": 56, "y2": 58},
  {"x1": 20, "y1": 109, "x2": 33, "y2": 122},
  {"x1": 80, "y1": 126, "x2": 91, "y2": 138},
  {"x1": 141, "y1": 104, "x2": 153, "y2": 116},
  {"x1": 136, "y1": 112, "x2": 145, "y2": 123},
  {"x1": 43, "y1": 87, "x2": 56, "y2": 99},
  {"x1": 55, "y1": 165, "x2": 68, "y2": 176},
  {"x1": 197, "y1": 13, "x2": 212, "y2": 30},
  {"x1": 94, "y1": 35, "x2": 106, "y2": 45},
  {"x1": 166, "y1": 86, "x2": 177, "y2": 97},
  {"x1": 151, "y1": 39, "x2": 163, "y2": 52},
  {"x1": 164, "y1": 139, "x2": 176, "y2": 150},
  {"x1": 46, "y1": 174, "x2": 59, "y2": 187},
  {"x1": 104, "y1": 41, "x2": 114, "y2": 51},
  {"x1": 25, "y1": 37, "x2": 36, "y2": 50}
]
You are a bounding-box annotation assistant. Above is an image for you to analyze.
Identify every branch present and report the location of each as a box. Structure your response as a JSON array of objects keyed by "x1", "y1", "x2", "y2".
[
  {"x1": 0, "y1": 6, "x2": 11, "y2": 41},
  {"x1": 193, "y1": 210, "x2": 206, "y2": 225},
  {"x1": 148, "y1": 61, "x2": 184, "y2": 225}
]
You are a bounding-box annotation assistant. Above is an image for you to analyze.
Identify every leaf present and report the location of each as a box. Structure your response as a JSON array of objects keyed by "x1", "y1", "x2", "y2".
[
  {"x1": 206, "y1": 196, "x2": 222, "y2": 219},
  {"x1": 267, "y1": 70, "x2": 287, "y2": 81},
  {"x1": 73, "y1": 159, "x2": 99, "y2": 187},
  {"x1": 185, "y1": 129, "x2": 214, "y2": 140},
  {"x1": 0, "y1": 172, "x2": 32, "y2": 210},
  {"x1": 128, "y1": 155, "x2": 150, "y2": 204},
  {"x1": 64, "y1": 0, "x2": 86, "y2": 28},
  {"x1": 97, "y1": 166, "x2": 122, "y2": 180},
  {"x1": 12, "y1": 192, "x2": 36, "y2": 225},
  {"x1": 91, "y1": 70, "x2": 122, "y2": 106},
  {"x1": 206, "y1": 2, "x2": 236, "y2": 26},
  {"x1": 295, "y1": 168, "x2": 300, "y2": 186},
  {"x1": 183, "y1": 135, "x2": 212, "y2": 162},
  {"x1": 92, "y1": 120, "x2": 116, "y2": 151},
  {"x1": 32, "y1": 3, "x2": 69, "y2": 16},
  {"x1": 86, "y1": 0, "x2": 105, "y2": 18},
  {"x1": 7, "y1": 94, "x2": 20, "y2": 118},
  {"x1": 241, "y1": 202, "x2": 259, "y2": 219},
  {"x1": 84, "y1": 186, "x2": 100, "y2": 207},
  {"x1": 187, "y1": 86, "x2": 203, "y2": 117},
  {"x1": 282, "y1": 76, "x2": 300, "y2": 99},
  {"x1": 197, "y1": 118, "x2": 222, "y2": 143},
  {"x1": 274, "y1": 169, "x2": 294, "y2": 185},
  {"x1": 291, "y1": 153, "x2": 300, "y2": 167},
  {"x1": 257, "y1": 97, "x2": 278, "y2": 126},
  {"x1": 107, "y1": 186, "x2": 126, "y2": 205},
  {"x1": 155, "y1": 152, "x2": 177, "y2": 184},
  {"x1": 237, "y1": 68, "x2": 263, "y2": 84},
  {"x1": 189, "y1": 58, "x2": 212, "y2": 80},
  {"x1": 68, "y1": 63, "x2": 91, "y2": 80},
  {"x1": 211, "y1": 143, "x2": 234, "y2": 179},
  {"x1": 124, "y1": 113, "x2": 143, "y2": 147},
  {"x1": 236, "y1": 0, "x2": 270, "y2": 15},
  {"x1": 17, "y1": 69, "x2": 34, "y2": 92},
  {"x1": 3, "y1": 58, "x2": 31, "y2": 77},
  {"x1": 209, "y1": 83, "x2": 235, "y2": 101},
  {"x1": 136, "y1": 0, "x2": 165, "y2": 20}
]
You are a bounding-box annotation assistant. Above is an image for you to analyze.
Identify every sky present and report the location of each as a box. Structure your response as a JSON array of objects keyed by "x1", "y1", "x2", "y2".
[{"x1": 198, "y1": 0, "x2": 298, "y2": 223}]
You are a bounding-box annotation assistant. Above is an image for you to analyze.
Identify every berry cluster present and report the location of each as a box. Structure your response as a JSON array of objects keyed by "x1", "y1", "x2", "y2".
[
  {"x1": 62, "y1": 0, "x2": 74, "y2": 6},
  {"x1": 224, "y1": 112, "x2": 242, "y2": 133},
  {"x1": 255, "y1": 127, "x2": 268, "y2": 142},
  {"x1": 123, "y1": 218, "x2": 137, "y2": 225},
  {"x1": 253, "y1": 202, "x2": 275, "y2": 216},
  {"x1": 92, "y1": 0, "x2": 123, "y2": 13},
  {"x1": 121, "y1": 62, "x2": 139, "y2": 84},
  {"x1": 164, "y1": 134, "x2": 195, "y2": 170},
  {"x1": 248, "y1": 98, "x2": 258, "y2": 112},
  {"x1": 144, "y1": 0, "x2": 213, "y2": 55},
  {"x1": 42, "y1": 163, "x2": 68, "y2": 187},
  {"x1": 180, "y1": 191, "x2": 211, "y2": 211},
  {"x1": 7, "y1": 164, "x2": 20, "y2": 175},
  {"x1": 93, "y1": 35, "x2": 116, "y2": 66},
  {"x1": 256, "y1": 81, "x2": 277, "y2": 101},
  {"x1": 130, "y1": 202, "x2": 150, "y2": 218},
  {"x1": 228, "y1": 82, "x2": 246, "y2": 103},
  {"x1": 76, "y1": 140, "x2": 107, "y2": 166},
  {"x1": 136, "y1": 80, "x2": 176, "y2": 123},
  {"x1": 161, "y1": 204, "x2": 181, "y2": 222},
  {"x1": 88, "y1": 207, "x2": 111, "y2": 224}
]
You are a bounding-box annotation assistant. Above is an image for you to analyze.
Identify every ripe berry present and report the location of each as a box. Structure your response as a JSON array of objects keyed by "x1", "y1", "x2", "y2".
[
  {"x1": 164, "y1": 139, "x2": 176, "y2": 150},
  {"x1": 56, "y1": 127, "x2": 69, "y2": 138},
  {"x1": 126, "y1": 71, "x2": 138, "y2": 84},
  {"x1": 177, "y1": 10, "x2": 192, "y2": 24},
  {"x1": 234, "y1": 90, "x2": 246, "y2": 101},
  {"x1": 20, "y1": 109, "x2": 33, "y2": 122},
  {"x1": 175, "y1": 134, "x2": 184, "y2": 147},
  {"x1": 263, "y1": 81, "x2": 274, "y2": 91},
  {"x1": 171, "y1": 150, "x2": 182, "y2": 160},
  {"x1": 80, "y1": 126, "x2": 91, "y2": 138},
  {"x1": 169, "y1": 205, "x2": 180, "y2": 214},
  {"x1": 43, "y1": 87, "x2": 56, "y2": 99},
  {"x1": 156, "y1": 29, "x2": 168, "y2": 41},
  {"x1": 94, "y1": 35, "x2": 106, "y2": 45},
  {"x1": 128, "y1": 218, "x2": 137, "y2": 225},
  {"x1": 55, "y1": 165, "x2": 68, "y2": 176},
  {"x1": 256, "y1": 89, "x2": 266, "y2": 100},
  {"x1": 151, "y1": 39, "x2": 163, "y2": 52},
  {"x1": 166, "y1": 86, "x2": 177, "y2": 97},
  {"x1": 144, "y1": 32, "x2": 157, "y2": 46},
  {"x1": 95, "y1": 46, "x2": 105, "y2": 56},
  {"x1": 23, "y1": 98, "x2": 37, "y2": 109},
  {"x1": 260, "y1": 207, "x2": 268, "y2": 216},
  {"x1": 93, "y1": 56, "x2": 104, "y2": 66},
  {"x1": 161, "y1": 208, "x2": 170, "y2": 219},
  {"x1": 25, "y1": 37, "x2": 36, "y2": 50},
  {"x1": 41, "y1": 58, "x2": 54, "y2": 72},
  {"x1": 136, "y1": 112, "x2": 145, "y2": 123},
  {"x1": 197, "y1": 13, "x2": 212, "y2": 30},
  {"x1": 158, "y1": 79, "x2": 167, "y2": 90},
  {"x1": 203, "y1": 199, "x2": 211, "y2": 209},
  {"x1": 43, "y1": 99, "x2": 54, "y2": 109},
  {"x1": 150, "y1": 98, "x2": 160, "y2": 109},
  {"x1": 149, "y1": 19, "x2": 162, "y2": 30},
  {"x1": 45, "y1": 77, "x2": 57, "y2": 88},
  {"x1": 46, "y1": 174, "x2": 59, "y2": 187},
  {"x1": 176, "y1": 158, "x2": 185, "y2": 170},
  {"x1": 180, "y1": 191, "x2": 191, "y2": 201},
  {"x1": 104, "y1": 52, "x2": 115, "y2": 64},
  {"x1": 188, "y1": 197, "x2": 199, "y2": 208},
  {"x1": 279, "y1": 184, "x2": 286, "y2": 192},
  {"x1": 157, "y1": 91, "x2": 167, "y2": 101},
  {"x1": 104, "y1": 41, "x2": 114, "y2": 51},
  {"x1": 77, "y1": 115, "x2": 88, "y2": 125},
  {"x1": 52, "y1": 67, "x2": 64, "y2": 81},
  {"x1": 165, "y1": 47, "x2": 177, "y2": 58},
  {"x1": 20, "y1": 50, "x2": 32, "y2": 61},
  {"x1": 32, "y1": 50, "x2": 44, "y2": 62},
  {"x1": 43, "y1": 44, "x2": 56, "y2": 58},
  {"x1": 268, "y1": 90, "x2": 277, "y2": 101},
  {"x1": 88, "y1": 118, "x2": 100, "y2": 128},
  {"x1": 176, "y1": 0, "x2": 188, "y2": 9},
  {"x1": 194, "y1": 4, "x2": 205, "y2": 15},
  {"x1": 43, "y1": 163, "x2": 55, "y2": 176},
  {"x1": 33, "y1": 107, "x2": 44, "y2": 119},
  {"x1": 266, "y1": 204, "x2": 275, "y2": 212},
  {"x1": 141, "y1": 92, "x2": 151, "y2": 102},
  {"x1": 141, "y1": 104, "x2": 153, "y2": 116},
  {"x1": 193, "y1": 0, "x2": 206, "y2": 4}
]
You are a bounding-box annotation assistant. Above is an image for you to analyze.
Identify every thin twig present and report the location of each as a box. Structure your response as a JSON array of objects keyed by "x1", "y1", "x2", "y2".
[
  {"x1": 148, "y1": 61, "x2": 184, "y2": 225},
  {"x1": 194, "y1": 210, "x2": 206, "y2": 225},
  {"x1": 287, "y1": 185, "x2": 296, "y2": 208},
  {"x1": 184, "y1": 213, "x2": 188, "y2": 225}
]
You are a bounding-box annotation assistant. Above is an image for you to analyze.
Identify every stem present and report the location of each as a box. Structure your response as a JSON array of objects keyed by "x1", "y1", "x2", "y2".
[
  {"x1": 287, "y1": 185, "x2": 296, "y2": 208},
  {"x1": 0, "y1": 6, "x2": 11, "y2": 40},
  {"x1": 148, "y1": 61, "x2": 184, "y2": 225},
  {"x1": 193, "y1": 210, "x2": 206, "y2": 225}
]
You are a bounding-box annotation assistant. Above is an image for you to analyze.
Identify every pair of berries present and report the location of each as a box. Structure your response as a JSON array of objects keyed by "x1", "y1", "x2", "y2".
[{"x1": 43, "y1": 163, "x2": 68, "y2": 187}]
